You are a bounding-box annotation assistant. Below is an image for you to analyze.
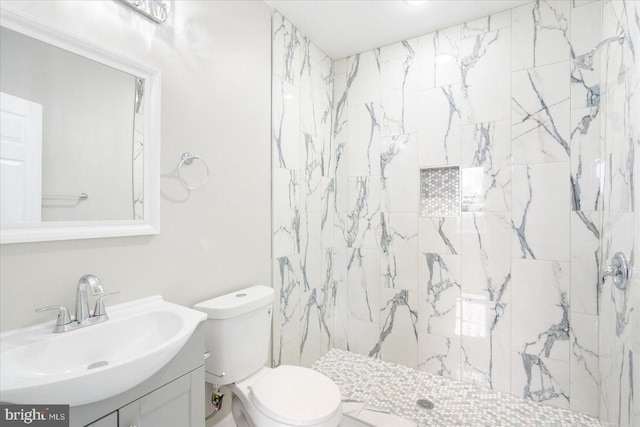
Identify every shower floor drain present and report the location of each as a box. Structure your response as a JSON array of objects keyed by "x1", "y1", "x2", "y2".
[{"x1": 417, "y1": 399, "x2": 434, "y2": 410}]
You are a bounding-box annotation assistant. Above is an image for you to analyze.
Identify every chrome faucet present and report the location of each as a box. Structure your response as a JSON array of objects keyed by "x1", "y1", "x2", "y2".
[
  {"x1": 76, "y1": 274, "x2": 104, "y2": 323},
  {"x1": 36, "y1": 274, "x2": 118, "y2": 333}
]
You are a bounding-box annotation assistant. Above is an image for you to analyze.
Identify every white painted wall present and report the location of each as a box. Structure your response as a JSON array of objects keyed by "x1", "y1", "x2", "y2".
[{"x1": 0, "y1": 0, "x2": 272, "y2": 332}]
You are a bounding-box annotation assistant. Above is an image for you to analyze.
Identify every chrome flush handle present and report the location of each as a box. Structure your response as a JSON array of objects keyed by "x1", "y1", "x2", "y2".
[{"x1": 601, "y1": 252, "x2": 630, "y2": 291}]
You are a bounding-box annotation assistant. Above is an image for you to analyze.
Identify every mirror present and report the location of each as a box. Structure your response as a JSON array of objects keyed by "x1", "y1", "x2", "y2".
[{"x1": 0, "y1": 8, "x2": 160, "y2": 244}]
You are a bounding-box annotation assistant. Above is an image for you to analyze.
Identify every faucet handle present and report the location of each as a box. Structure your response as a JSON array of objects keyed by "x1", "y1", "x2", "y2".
[
  {"x1": 36, "y1": 305, "x2": 71, "y2": 332},
  {"x1": 93, "y1": 292, "x2": 119, "y2": 317}
]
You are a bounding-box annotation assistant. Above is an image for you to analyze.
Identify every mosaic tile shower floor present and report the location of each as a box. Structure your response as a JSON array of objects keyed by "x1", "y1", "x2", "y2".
[{"x1": 311, "y1": 349, "x2": 601, "y2": 427}]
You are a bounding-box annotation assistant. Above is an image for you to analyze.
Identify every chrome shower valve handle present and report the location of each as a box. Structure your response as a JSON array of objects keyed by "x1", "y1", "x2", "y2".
[{"x1": 601, "y1": 252, "x2": 630, "y2": 291}]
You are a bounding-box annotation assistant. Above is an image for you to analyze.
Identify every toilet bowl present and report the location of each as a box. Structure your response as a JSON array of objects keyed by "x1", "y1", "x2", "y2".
[
  {"x1": 194, "y1": 285, "x2": 343, "y2": 427},
  {"x1": 228, "y1": 365, "x2": 342, "y2": 427}
]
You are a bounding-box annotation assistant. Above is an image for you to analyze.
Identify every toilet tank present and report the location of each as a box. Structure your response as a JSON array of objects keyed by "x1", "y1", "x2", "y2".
[{"x1": 193, "y1": 285, "x2": 273, "y2": 385}]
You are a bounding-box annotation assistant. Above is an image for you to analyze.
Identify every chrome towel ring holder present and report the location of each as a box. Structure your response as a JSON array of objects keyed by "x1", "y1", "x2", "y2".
[{"x1": 177, "y1": 152, "x2": 209, "y2": 190}]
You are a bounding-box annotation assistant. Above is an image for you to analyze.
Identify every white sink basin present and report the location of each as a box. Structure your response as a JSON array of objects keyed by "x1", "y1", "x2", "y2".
[{"x1": 0, "y1": 296, "x2": 206, "y2": 406}]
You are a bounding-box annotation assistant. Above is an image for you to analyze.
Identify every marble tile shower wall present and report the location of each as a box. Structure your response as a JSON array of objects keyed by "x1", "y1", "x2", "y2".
[
  {"x1": 329, "y1": 0, "x2": 607, "y2": 416},
  {"x1": 598, "y1": 1, "x2": 639, "y2": 426},
  {"x1": 272, "y1": 12, "x2": 337, "y2": 367},
  {"x1": 271, "y1": 0, "x2": 638, "y2": 421}
]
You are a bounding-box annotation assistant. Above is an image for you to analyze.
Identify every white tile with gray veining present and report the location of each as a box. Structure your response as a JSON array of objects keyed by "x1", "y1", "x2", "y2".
[
  {"x1": 345, "y1": 176, "x2": 381, "y2": 249},
  {"x1": 511, "y1": 258, "x2": 571, "y2": 408},
  {"x1": 418, "y1": 217, "x2": 460, "y2": 255},
  {"x1": 379, "y1": 40, "x2": 418, "y2": 137},
  {"x1": 272, "y1": 12, "x2": 302, "y2": 87},
  {"x1": 512, "y1": 61, "x2": 571, "y2": 164},
  {"x1": 333, "y1": 65, "x2": 349, "y2": 146},
  {"x1": 511, "y1": 0, "x2": 571, "y2": 71},
  {"x1": 347, "y1": 103, "x2": 382, "y2": 177},
  {"x1": 347, "y1": 50, "x2": 381, "y2": 107},
  {"x1": 570, "y1": 1, "x2": 602, "y2": 110},
  {"x1": 372, "y1": 288, "x2": 419, "y2": 368},
  {"x1": 347, "y1": 248, "x2": 381, "y2": 325},
  {"x1": 417, "y1": 32, "x2": 436, "y2": 91},
  {"x1": 570, "y1": 108, "x2": 603, "y2": 211},
  {"x1": 299, "y1": 249, "x2": 334, "y2": 366},
  {"x1": 463, "y1": 9, "x2": 511, "y2": 38},
  {"x1": 510, "y1": 349, "x2": 571, "y2": 410},
  {"x1": 460, "y1": 298, "x2": 511, "y2": 394},
  {"x1": 299, "y1": 212, "x2": 322, "y2": 264},
  {"x1": 511, "y1": 259, "x2": 571, "y2": 362},
  {"x1": 418, "y1": 253, "x2": 460, "y2": 338},
  {"x1": 460, "y1": 27, "x2": 511, "y2": 124},
  {"x1": 272, "y1": 77, "x2": 300, "y2": 169},
  {"x1": 601, "y1": 1, "x2": 636, "y2": 215},
  {"x1": 380, "y1": 213, "x2": 418, "y2": 291},
  {"x1": 320, "y1": 178, "x2": 335, "y2": 249},
  {"x1": 418, "y1": 332, "x2": 461, "y2": 381},
  {"x1": 417, "y1": 85, "x2": 462, "y2": 166},
  {"x1": 300, "y1": 42, "x2": 333, "y2": 143},
  {"x1": 300, "y1": 133, "x2": 325, "y2": 213},
  {"x1": 434, "y1": 25, "x2": 462, "y2": 88},
  {"x1": 347, "y1": 317, "x2": 380, "y2": 358},
  {"x1": 273, "y1": 167, "x2": 300, "y2": 259},
  {"x1": 570, "y1": 311, "x2": 599, "y2": 417},
  {"x1": 132, "y1": 108, "x2": 144, "y2": 220},
  {"x1": 511, "y1": 163, "x2": 570, "y2": 261},
  {"x1": 570, "y1": 210, "x2": 601, "y2": 316},
  {"x1": 460, "y1": 120, "x2": 511, "y2": 212},
  {"x1": 380, "y1": 133, "x2": 418, "y2": 213},
  {"x1": 460, "y1": 212, "x2": 512, "y2": 302},
  {"x1": 273, "y1": 255, "x2": 302, "y2": 366}
]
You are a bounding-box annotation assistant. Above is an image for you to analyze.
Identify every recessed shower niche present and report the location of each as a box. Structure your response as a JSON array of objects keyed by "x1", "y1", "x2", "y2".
[{"x1": 419, "y1": 166, "x2": 460, "y2": 217}]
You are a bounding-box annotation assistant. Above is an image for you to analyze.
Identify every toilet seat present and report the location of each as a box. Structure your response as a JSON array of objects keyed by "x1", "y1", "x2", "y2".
[{"x1": 248, "y1": 365, "x2": 341, "y2": 426}]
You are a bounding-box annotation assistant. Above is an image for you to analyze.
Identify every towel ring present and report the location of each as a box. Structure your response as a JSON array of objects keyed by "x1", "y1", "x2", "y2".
[{"x1": 177, "y1": 152, "x2": 209, "y2": 190}]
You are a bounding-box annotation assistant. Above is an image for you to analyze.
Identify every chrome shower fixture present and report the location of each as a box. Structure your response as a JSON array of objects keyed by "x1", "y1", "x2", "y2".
[{"x1": 574, "y1": 30, "x2": 626, "y2": 70}]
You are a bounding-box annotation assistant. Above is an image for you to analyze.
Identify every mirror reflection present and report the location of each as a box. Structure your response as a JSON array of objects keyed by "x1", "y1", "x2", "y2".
[{"x1": 0, "y1": 26, "x2": 144, "y2": 224}]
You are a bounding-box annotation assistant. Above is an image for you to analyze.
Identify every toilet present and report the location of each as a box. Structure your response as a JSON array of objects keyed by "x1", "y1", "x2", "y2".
[{"x1": 194, "y1": 285, "x2": 342, "y2": 427}]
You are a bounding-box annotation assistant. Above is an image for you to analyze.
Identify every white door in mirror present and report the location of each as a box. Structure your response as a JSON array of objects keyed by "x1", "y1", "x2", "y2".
[{"x1": 0, "y1": 91, "x2": 42, "y2": 223}]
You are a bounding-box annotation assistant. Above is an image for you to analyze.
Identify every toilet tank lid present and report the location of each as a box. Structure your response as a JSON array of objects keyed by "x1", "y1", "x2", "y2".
[{"x1": 193, "y1": 285, "x2": 274, "y2": 319}]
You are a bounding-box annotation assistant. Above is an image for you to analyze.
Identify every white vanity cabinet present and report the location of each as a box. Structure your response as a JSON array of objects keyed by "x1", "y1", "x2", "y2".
[
  {"x1": 86, "y1": 412, "x2": 117, "y2": 427},
  {"x1": 86, "y1": 413, "x2": 117, "y2": 427},
  {"x1": 85, "y1": 369, "x2": 203, "y2": 427},
  {"x1": 77, "y1": 325, "x2": 205, "y2": 427},
  {"x1": 118, "y1": 369, "x2": 202, "y2": 427}
]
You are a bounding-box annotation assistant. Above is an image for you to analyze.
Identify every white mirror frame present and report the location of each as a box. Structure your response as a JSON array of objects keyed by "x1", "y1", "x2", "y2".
[{"x1": 0, "y1": 7, "x2": 161, "y2": 244}]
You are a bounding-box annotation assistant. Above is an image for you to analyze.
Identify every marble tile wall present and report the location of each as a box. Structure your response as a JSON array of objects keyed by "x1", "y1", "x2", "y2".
[
  {"x1": 133, "y1": 78, "x2": 144, "y2": 220},
  {"x1": 598, "y1": 1, "x2": 639, "y2": 426},
  {"x1": 271, "y1": 11, "x2": 336, "y2": 367},
  {"x1": 271, "y1": 1, "x2": 638, "y2": 422}
]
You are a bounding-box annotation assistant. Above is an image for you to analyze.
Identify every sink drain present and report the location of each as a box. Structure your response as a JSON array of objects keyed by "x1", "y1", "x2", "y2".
[
  {"x1": 417, "y1": 399, "x2": 434, "y2": 410},
  {"x1": 88, "y1": 361, "x2": 109, "y2": 370}
]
